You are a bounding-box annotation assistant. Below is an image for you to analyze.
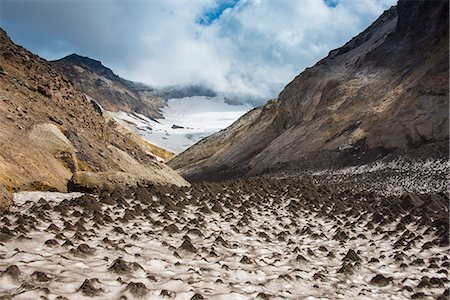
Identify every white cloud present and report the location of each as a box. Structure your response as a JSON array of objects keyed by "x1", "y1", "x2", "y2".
[{"x1": 1, "y1": 0, "x2": 397, "y2": 103}]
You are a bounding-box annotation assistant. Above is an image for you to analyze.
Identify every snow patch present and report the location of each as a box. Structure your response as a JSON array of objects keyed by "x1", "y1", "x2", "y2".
[{"x1": 110, "y1": 96, "x2": 251, "y2": 154}]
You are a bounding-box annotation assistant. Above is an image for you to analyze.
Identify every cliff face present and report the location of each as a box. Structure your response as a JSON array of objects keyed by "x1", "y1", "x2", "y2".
[
  {"x1": 0, "y1": 29, "x2": 188, "y2": 195},
  {"x1": 52, "y1": 54, "x2": 165, "y2": 119},
  {"x1": 169, "y1": 0, "x2": 449, "y2": 181}
]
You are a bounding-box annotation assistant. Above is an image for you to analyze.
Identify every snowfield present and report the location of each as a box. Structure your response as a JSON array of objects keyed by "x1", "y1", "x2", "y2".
[
  {"x1": 111, "y1": 96, "x2": 251, "y2": 154},
  {"x1": 0, "y1": 170, "x2": 448, "y2": 299},
  {"x1": 308, "y1": 158, "x2": 449, "y2": 197}
]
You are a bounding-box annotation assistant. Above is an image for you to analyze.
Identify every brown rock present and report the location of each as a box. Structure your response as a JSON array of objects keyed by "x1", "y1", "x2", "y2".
[
  {"x1": 126, "y1": 282, "x2": 148, "y2": 297},
  {"x1": 31, "y1": 271, "x2": 51, "y2": 282},
  {"x1": 109, "y1": 258, "x2": 131, "y2": 274},
  {"x1": 78, "y1": 278, "x2": 103, "y2": 297},
  {"x1": 2, "y1": 265, "x2": 20, "y2": 279},
  {"x1": 0, "y1": 183, "x2": 13, "y2": 211},
  {"x1": 343, "y1": 249, "x2": 361, "y2": 262},
  {"x1": 178, "y1": 239, "x2": 197, "y2": 253},
  {"x1": 370, "y1": 274, "x2": 393, "y2": 287}
]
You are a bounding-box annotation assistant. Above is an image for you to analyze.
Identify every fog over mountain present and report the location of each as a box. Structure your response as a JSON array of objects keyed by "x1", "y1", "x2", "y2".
[{"x1": 1, "y1": 0, "x2": 395, "y2": 103}]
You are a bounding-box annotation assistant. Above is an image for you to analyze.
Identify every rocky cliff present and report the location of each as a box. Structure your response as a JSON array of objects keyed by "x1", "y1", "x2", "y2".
[
  {"x1": 0, "y1": 28, "x2": 188, "y2": 200},
  {"x1": 169, "y1": 0, "x2": 449, "y2": 181},
  {"x1": 52, "y1": 54, "x2": 165, "y2": 119}
]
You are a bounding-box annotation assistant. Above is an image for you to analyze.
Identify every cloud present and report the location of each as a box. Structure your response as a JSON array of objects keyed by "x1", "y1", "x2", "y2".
[{"x1": 0, "y1": 0, "x2": 396, "y2": 103}]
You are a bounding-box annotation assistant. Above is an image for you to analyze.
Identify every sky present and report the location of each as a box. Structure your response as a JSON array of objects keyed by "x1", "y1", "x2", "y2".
[{"x1": 0, "y1": 0, "x2": 396, "y2": 104}]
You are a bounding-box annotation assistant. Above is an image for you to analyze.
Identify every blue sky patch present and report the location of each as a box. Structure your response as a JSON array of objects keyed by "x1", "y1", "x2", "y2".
[
  {"x1": 197, "y1": 0, "x2": 240, "y2": 26},
  {"x1": 324, "y1": 0, "x2": 340, "y2": 8}
]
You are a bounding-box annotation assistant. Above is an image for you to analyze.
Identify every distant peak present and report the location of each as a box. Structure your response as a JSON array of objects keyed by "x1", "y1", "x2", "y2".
[
  {"x1": 66, "y1": 53, "x2": 93, "y2": 60},
  {"x1": 55, "y1": 53, "x2": 102, "y2": 66},
  {"x1": 52, "y1": 53, "x2": 116, "y2": 77}
]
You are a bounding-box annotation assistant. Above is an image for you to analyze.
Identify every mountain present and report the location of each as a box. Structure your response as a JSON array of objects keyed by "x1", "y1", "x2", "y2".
[
  {"x1": 169, "y1": 0, "x2": 449, "y2": 182},
  {"x1": 52, "y1": 55, "x2": 252, "y2": 158},
  {"x1": 53, "y1": 54, "x2": 218, "y2": 117},
  {"x1": 0, "y1": 28, "x2": 188, "y2": 204},
  {"x1": 52, "y1": 53, "x2": 165, "y2": 119},
  {"x1": 110, "y1": 95, "x2": 251, "y2": 154},
  {"x1": 52, "y1": 54, "x2": 178, "y2": 161}
]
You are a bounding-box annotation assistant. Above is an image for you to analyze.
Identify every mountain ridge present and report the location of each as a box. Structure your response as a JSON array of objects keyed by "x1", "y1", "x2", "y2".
[
  {"x1": 169, "y1": 0, "x2": 449, "y2": 181},
  {"x1": 52, "y1": 53, "x2": 166, "y2": 119},
  {"x1": 0, "y1": 28, "x2": 188, "y2": 201}
]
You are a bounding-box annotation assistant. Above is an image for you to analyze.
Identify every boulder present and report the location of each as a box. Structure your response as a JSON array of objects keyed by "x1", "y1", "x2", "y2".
[
  {"x1": 67, "y1": 171, "x2": 144, "y2": 193},
  {"x1": 29, "y1": 123, "x2": 78, "y2": 172}
]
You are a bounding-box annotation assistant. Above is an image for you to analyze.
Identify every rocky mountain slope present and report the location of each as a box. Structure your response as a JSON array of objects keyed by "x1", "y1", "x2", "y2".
[
  {"x1": 169, "y1": 0, "x2": 449, "y2": 182},
  {"x1": 52, "y1": 54, "x2": 165, "y2": 119},
  {"x1": 0, "y1": 28, "x2": 188, "y2": 203},
  {"x1": 52, "y1": 54, "x2": 178, "y2": 161}
]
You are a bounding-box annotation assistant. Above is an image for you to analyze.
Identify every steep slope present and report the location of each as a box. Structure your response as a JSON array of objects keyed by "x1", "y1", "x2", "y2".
[
  {"x1": 53, "y1": 54, "x2": 177, "y2": 161},
  {"x1": 0, "y1": 28, "x2": 188, "y2": 198},
  {"x1": 169, "y1": 0, "x2": 449, "y2": 181},
  {"x1": 52, "y1": 54, "x2": 165, "y2": 119}
]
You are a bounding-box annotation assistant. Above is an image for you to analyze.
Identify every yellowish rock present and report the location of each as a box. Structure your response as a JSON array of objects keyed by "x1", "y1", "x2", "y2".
[{"x1": 0, "y1": 183, "x2": 13, "y2": 211}]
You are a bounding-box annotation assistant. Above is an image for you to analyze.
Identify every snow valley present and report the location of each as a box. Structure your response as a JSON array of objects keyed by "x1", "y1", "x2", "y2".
[{"x1": 110, "y1": 95, "x2": 252, "y2": 154}]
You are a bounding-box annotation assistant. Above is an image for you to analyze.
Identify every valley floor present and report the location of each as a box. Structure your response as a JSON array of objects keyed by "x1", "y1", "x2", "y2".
[
  {"x1": 0, "y1": 170, "x2": 448, "y2": 299},
  {"x1": 111, "y1": 96, "x2": 251, "y2": 154}
]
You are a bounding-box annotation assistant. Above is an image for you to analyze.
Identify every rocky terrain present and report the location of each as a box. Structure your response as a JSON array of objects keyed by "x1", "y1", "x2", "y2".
[
  {"x1": 0, "y1": 28, "x2": 188, "y2": 204},
  {"x1": 0, "y1": 171, "x2": 448, "y2": 299},
  {"x1": 0, "y1": 0, "x2": 448, "y2": 299},
  {"x1": 169, "y1": 0, "x2": 449, "y2": 182},
  {"x1": 52, "y1": 54, "x2": 166, "y2": 120},
  {"x1": 52, "y1": 54, "x2": 178, "y2": 161}
]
